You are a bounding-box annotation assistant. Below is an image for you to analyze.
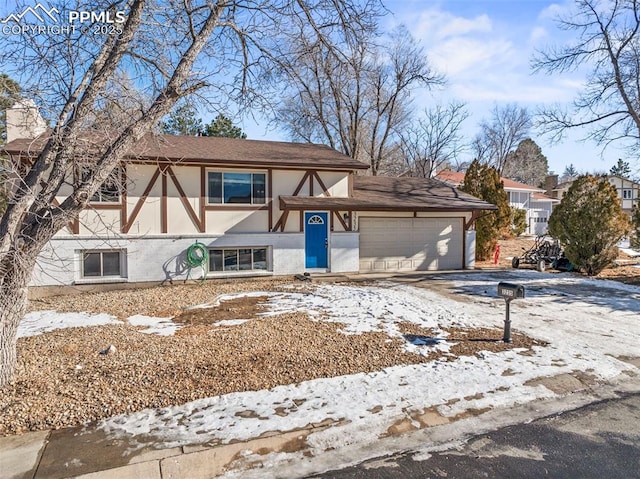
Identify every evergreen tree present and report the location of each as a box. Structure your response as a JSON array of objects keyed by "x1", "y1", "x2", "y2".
[
  {"x1": 202, "y1": 113, "x2": 247, "y2": 139},
  {"x1": 609, "y1": 158, "x2": 632, "y2": 178},
  {"x1": 561, "y1": 163, "x2": 579, "y2": 182},
  {"x1": 549, "y1": 175, "x2": 629, "y2": 275},
  {"x1": 0, "y1": 74, "x2": 22, "y2": 145},
  {"x1": 0, "y1": 74, "x2": 21, "y2": 215},
  {"x1": 460, "y1": 159, "x2": 511, "y2": 260},
  {"x1": 631, "y1": 203, "x2": 640, "y2": 249},
  {"x1": 161, "y1": 104, "x2": 203, "y2": 136}
]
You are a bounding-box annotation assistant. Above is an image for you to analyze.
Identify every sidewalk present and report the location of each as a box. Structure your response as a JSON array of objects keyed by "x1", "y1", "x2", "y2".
[{"x1": 4, "y1": 369, "x2": 639, "y2": 479}]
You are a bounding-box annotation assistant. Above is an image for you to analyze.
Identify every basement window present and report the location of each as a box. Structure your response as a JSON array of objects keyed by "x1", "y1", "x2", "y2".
[
  {"x1": 209, "y1": 247, "x2": 268, "y2": 272},
  {"x1": 82, "y1": 250, "x2": 125, "y2": 278}
]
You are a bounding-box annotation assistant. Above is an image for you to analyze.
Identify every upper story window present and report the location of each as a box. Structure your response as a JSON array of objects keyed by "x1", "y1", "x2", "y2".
[
  {"x1": 208, "y1": 171, "x2": 266, "y2": 204},
  {"x1": 80, "y1": 166, "x2": 121, "y2": 203},
  {"x1": 623, "y1": 189, "x2": 634, "y2": 199}
]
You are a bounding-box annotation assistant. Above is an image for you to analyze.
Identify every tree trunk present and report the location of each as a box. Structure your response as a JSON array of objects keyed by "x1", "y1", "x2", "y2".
[{"x1": 0, "y1": 269, "x2": 29, "y2": 387}]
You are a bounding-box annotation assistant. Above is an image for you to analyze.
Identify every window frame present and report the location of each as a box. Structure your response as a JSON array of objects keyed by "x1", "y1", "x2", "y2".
[
  {"x1": 81, "y1": 249, "x2": 126, "y2": 279},
  {"x1": 623, "y1": 188, "x2": 633, "y2": 200},
  {"x1": 206, "y1": 170, "x2": 266, "y2": 205},
  {"x1": 208, "y1": 247, "x2": 269, "y2": 273},
  {"x1": 79, "y1": 166, "x2": 122, "y2": 204}
]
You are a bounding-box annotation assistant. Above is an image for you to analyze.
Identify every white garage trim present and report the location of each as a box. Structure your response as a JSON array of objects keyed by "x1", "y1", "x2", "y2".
[{"x1": 359, "y1": 217, "x2": 464, "y2": 272}]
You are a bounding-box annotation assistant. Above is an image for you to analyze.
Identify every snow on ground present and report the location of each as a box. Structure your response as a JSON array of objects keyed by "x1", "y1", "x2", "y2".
[
  {"x1": 17, "y1": 271, "x2": 640, "y2": 459},
  {"x1": 126, "y1": 314, "x2": 179, "y2": 336},
  {"x1": 96, "y1": 270, "x2": 640, "y2": 456},
  {"x1": 17, "y1": 311, "x2": 120, "y2": 338}
]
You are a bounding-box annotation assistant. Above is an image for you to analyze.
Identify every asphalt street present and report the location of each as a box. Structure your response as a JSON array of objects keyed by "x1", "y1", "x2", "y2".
[{"x1": 309, "y1": 392, "x2": 640, "y2": 479}]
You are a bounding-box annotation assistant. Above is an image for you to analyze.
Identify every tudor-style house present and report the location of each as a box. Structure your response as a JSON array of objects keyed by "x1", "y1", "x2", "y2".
[{"x1": 3, "y1": 106, "x2": 497, "y2": 289}]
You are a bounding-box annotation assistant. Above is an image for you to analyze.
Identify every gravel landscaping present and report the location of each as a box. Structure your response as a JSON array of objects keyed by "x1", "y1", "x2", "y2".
[{"x1": 0, "y1": 278, "x2": 542, "y2": 436}]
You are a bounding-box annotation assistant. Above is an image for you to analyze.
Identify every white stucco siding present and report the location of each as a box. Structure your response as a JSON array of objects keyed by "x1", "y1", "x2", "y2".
[
  {"x1": 315, "y1": 171, "x2": 349, "y2": 197},
  {"x1": 166, "y1": 166, "x2": 201, "y2": 234},
  {"x1": 77, "y1": 209, "x2": 121, "y2": 235},
  {"x1": 205, "y1": 210, "x2": 269, "y2": 234},
  {"x1": 126, "y1": 164, "x2": 162, "y2": 234},
  {"x1": 330, "y1": 233, "x2": 360, "y2": 272}
]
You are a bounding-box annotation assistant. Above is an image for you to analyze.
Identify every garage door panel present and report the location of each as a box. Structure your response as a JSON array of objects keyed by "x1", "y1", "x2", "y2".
[{"x1": 359, "y1": 217, "x2": 463, "y2": 272}]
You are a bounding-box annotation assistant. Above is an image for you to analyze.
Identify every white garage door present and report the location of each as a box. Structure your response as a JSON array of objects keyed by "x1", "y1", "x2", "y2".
[{"x1": 359, "y1": 217, "x2": 464, "y2": 272}]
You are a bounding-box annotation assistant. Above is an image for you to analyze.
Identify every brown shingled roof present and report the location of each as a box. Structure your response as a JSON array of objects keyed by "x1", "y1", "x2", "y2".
[
  {"x1": 2, "y1": 132, "x2": 369, "y2": 171},
  {"x1": 280, "y1": 176, "x2": 497, "y2": 212}
]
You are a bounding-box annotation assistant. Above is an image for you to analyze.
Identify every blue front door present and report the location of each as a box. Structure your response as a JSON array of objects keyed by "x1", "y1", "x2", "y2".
[{"x1": 305, "y1": 212, "x2": 328, "y2": 268}]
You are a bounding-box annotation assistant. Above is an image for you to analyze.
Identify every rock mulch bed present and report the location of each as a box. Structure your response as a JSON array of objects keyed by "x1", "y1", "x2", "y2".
[{"x1": 1, "y1": 279, "x2": 543, "y2": 436}]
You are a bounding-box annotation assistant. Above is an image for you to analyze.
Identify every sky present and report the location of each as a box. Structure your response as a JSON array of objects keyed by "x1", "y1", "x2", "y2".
[
  {"x1": 241, "y1": 0, "x2": 630, "y2": 177},
  {"x1": 0, "y1": 1, "x2": 631, "y2": 177}
]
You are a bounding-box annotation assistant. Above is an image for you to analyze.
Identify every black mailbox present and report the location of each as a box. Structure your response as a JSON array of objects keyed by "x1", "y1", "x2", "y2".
[
  {"x1": 497, "y1": 282, "x2": 525, "y2": 343},
  {"x1": 497, "y1": 282, "x2": 525, "y2": 300}
]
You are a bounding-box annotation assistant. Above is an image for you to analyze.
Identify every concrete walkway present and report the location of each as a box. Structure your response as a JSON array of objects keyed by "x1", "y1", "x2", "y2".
[{"x1": 3, "y1": 370, "x2": 639, "y2": 479}]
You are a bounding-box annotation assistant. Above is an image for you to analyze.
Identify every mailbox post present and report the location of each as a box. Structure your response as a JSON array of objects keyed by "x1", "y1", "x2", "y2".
[{"x1": 497, "y1": 282, "x2": 525, "y2": 343}]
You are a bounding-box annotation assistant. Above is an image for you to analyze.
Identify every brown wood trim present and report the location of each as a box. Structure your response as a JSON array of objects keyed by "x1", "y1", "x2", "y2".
[
  {"x1": 90, "y1": 203, "x2": 122, "y2": 210},
  {"x1": 123, "y1": 167, "x2": 161, "y2": 234},
  {"x1": 309, "y1": 171, "x2": 314, "y2": 196},
  {"x1": 313, "y1": 171, "x2": 331, "y2": 197},
  {"x1": 71, "y1": 216, "x2": 80, "y2": 234},
  {"x1": 413, "y1": 211, "x2": 417, "y2": 218},
  {"x1": 272, "y1": 214, "x2": 284, "y2": 232},
  {"x1": 465, "y1": 210, "x2": 481, "y2": 230},
  {"x1": 200, "y1": 166, "x2": 206, "y2": 232},
  {"x1": 348, "y1": 172, "x2": 354, "y2": 197},
  {"x1": 204, "y1": 205, "x2": 268, "y2": 211},
  {"x1": 166, "y1": 166, "x2": 204, "y2": 232},
  {"x1": 292, "y1": 171, "x2": 311, "y2": 196},
  {"x1": 118, "y1": 157, "x2": 368, "y2": 171},
  {"x1": 330, "y1": 210, "x2": 334, "y2": 231},
  {"x1": 300, "y1": 211, "x2": 304, "y2": 232},
  {"x1": 121, "y1": 164, "x2": 127, "y2": 234},
  {"x1": 268, "y1": 168, "x2": 273, "y2": 232},
  {"x1": 348, "y1": 210, "x2": 353, "y2": 231},
  {"x1": 280, "y1": 210, "x2": 290, "y2": 232},
  {"x1": 334, "y1": 211, "x2": 349, "y2": 231},
  {"x1": 161, "y1": 166, "x2": 168, "y2": 234}
]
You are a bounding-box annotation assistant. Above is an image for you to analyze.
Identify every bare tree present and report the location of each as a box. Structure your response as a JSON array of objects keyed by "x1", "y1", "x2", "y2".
[
  {"x1": 399, "y1": 102, "x2": 469, "y2": 178},
  {"x1": 533, "y1": 0, "x2": 640, "y2": 156},
  {"x1": 0, "y1": 0, "x2": 382, "y2": 386},
  {"x1": 274, "y1": 24, "x2": 443, "y2": 175},
  {"x1": 473, "y1": 104, "x2": 532, "y2": 174},
  {"x1": 502, "y1": 138, "x2": 549, "y2": 187}
]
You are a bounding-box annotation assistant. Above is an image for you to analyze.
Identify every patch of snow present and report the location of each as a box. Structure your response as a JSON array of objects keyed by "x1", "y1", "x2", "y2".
[
  {"x1": 126, "y1": 315, "x2": 179, "y2": 336},
  {"x1": 18, "y1": 311, "x2": 120, "y2": 338},
  {"x1": 213, "y1": 319, "x2": 250, "y2": 327}
]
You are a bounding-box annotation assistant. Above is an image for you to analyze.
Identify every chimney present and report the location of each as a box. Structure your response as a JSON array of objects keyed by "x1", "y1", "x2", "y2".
[
  {"x1": 6, "y1": 99, "x2": 47, "y2": 143},
  {"x1": 545, "y1": 174, "x2": 558, "y2": 195}
]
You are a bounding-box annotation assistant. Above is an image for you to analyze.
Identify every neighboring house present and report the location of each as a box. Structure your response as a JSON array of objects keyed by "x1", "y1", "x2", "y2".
[
  {"x1": 435, "y1": 171, "x2": 556, "y2": 236},
  {"x1": 546, "y1": 174, "x2": 640, "y2": 217},
  {"x1": 3, "y1": 133, "x2": 496, "y2": 288}
]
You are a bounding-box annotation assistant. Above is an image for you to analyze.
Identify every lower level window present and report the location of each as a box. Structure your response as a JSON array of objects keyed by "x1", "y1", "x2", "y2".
[
  {"x1": 82, "y1": 250, "x2": 124, "y2": 277},
  {"x1": 209, "y1": 248, "x2": 268, "y2": 272}
]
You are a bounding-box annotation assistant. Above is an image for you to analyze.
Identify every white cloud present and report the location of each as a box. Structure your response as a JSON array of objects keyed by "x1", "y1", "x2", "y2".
[
  {"x1": 429, "y1": 37, "x2": 514, "y2": 77},
  {"x1": 529, "y1": 26, "x2": 548, "y2": 44}
]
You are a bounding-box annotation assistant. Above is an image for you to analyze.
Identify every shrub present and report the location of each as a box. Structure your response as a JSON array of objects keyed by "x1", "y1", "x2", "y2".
[
  {"x1": 631, "y1": 203, "x2": 640, "y2": 249},
  {"x1": 548, "y1": 175, "x2": 629, "y2": 275},
  {"x1": 460, "y1": 159, "x2": 511, "y2": 260},
  {"x1": 510, "y1": 208, "x2": 527, "y2": 237}
]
